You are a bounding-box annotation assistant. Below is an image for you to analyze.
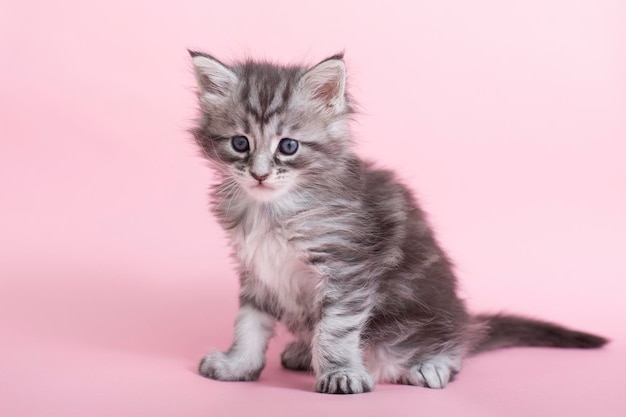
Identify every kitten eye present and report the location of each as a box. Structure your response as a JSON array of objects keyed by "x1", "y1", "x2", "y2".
[
  {"x1": 231, "y1": 136, "x2": 250, "y2": 153},
  {"x1": 278, "y1": 138, "x2": 299, "y2": 155}
]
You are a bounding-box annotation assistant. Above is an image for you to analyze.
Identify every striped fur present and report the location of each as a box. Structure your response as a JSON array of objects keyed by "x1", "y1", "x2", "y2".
[{"x1": 189, "y1": 51, "x2": 608, "y2": 394}]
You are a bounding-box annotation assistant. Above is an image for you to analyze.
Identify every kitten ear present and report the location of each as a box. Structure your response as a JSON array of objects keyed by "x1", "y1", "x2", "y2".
[
  {"x1": 190, "y1": 51, "x2": 238, "y2": 97},
  {"x1": 299, "y1": 54, "x2": 347, "y2": 111}
]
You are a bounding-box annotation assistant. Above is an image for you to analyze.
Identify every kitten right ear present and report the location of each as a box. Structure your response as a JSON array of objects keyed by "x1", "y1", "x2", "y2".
[
  {"x1": 299, "y1": 54, "x2": 347, "y2": 112},
  {"x1": 190, "y1": 51, "x2": 238, "y2": 97}
]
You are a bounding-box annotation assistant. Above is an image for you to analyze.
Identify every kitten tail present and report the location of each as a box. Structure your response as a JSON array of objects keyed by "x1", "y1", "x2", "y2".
[{"x1": 470, "y1": 313, "x2": 609, "y2": 354}]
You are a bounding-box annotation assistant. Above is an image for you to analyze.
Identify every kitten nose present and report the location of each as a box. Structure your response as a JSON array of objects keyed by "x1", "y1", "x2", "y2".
[{"x1": 250, "y1": 172, "x2": 269, "y2": 182}]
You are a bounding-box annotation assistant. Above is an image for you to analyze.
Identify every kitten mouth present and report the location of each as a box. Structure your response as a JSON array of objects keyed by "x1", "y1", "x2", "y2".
[{"x1": 252, "y1": 182, "x2": 274, "y2": 190}]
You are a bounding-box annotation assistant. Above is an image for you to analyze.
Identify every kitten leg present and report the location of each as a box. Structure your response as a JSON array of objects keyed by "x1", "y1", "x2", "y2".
[
  {"x1": 400, "y1": 353, "x2": 462, "y2": 389},
  {"x1": 312, "y1": 302, "x2": 374, "y2": 394},
  {"x1": 199, "y1": 304, "x2": 275, "y2": 381},
  {"x1": 281, "y1": 337, "x2": 312, "y2": 371}
]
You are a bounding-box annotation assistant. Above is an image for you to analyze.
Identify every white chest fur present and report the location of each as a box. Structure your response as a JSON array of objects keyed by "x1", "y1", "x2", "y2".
[{"x1": 229, "y1": 207, "x2": 316, "y2": 317}]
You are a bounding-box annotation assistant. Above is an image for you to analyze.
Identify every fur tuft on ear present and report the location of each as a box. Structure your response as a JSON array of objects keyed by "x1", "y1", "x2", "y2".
[
  {"x1": 188, "y1": 49, "x2": 206, "y2": 58},
  {"x1": 299, "y1": 55, "x2": 347, "y2": 111},
  {"x1": 191, "y1": 52, "x2": 238, "y2": 97}
]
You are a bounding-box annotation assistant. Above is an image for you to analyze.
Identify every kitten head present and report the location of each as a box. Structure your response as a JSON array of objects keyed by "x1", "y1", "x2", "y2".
[{"x1": 190, "y1": 51, "x2": 354, "y2": 202}]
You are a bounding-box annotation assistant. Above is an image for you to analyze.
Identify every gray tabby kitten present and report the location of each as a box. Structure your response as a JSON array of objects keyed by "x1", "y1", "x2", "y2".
[{"x1": 189, "y1": 50, "x2": 607, "y2": 394}]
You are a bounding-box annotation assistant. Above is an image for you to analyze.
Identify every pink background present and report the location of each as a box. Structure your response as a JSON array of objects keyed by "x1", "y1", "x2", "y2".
[{"x1": 1, "y1": 1, "x2": 625, "y2": 416}]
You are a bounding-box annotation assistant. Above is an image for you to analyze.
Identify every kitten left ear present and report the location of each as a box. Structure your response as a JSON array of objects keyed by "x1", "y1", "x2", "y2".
[
  {"x1": 190, "y1": 51, "x2": 238, "y2": 97},
  {"x1": 299, "y1": 54, "x2": 347, "y2": 112}
]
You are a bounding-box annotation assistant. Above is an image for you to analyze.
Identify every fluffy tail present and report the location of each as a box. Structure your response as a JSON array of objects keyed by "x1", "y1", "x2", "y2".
[{"x1": 470, "y1": 313, "x2": 609, "y2": 355}]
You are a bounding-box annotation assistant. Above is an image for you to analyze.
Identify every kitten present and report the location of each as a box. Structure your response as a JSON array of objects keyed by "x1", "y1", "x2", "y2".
[{"x1": 188, "y1": 50, "x2": 607, "y2": 394}]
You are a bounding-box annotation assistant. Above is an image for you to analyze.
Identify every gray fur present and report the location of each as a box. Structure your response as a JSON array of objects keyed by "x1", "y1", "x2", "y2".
[{"x1": 189, "y1": 51, "x2": 608, "y2": 394}]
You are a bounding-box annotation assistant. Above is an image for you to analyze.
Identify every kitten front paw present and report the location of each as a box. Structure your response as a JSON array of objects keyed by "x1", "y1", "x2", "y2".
[
  {"x1": 198, "y1": 351, "x2": 264, "y2": 381},
  {"x1": 314, "y1": 369, "x2": 374, "y2": 394},
  {"x1": 280, "y1": 340, "x2": 312, "y2": 371}
]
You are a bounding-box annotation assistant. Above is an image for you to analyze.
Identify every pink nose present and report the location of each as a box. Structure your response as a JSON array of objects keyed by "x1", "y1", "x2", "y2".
[{"x1": 251, "y1": 172, "x2": 269, "y2": 182}]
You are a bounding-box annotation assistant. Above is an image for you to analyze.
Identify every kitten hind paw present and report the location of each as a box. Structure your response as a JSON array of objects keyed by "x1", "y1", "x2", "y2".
[
  {"x1": 400, "y1": 354, "x2": 461, "y2": 389},
  {"x1": 280, "y1": 341, "x2": 312, "y2": 371}
]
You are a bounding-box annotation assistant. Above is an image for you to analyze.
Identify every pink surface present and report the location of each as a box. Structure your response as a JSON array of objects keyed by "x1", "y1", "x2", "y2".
[{"x1": 1, "y1": 1, "x2": 625, "y2": 416}]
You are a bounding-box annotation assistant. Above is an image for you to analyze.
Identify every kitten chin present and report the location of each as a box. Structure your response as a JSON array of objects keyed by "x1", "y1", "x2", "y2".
[
  {"x1": 240, "y1": 179, "x2": 293, "y2": 202},
  {"x1": 190, "y1": 51, "x2": 608, "y2": 395}
]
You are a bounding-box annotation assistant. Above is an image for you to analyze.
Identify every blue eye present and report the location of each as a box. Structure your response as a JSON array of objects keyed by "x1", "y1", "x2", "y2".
[
  {"x1": 231, "y1": 136, "x2": 249, "y2": 152},
  {"x1": 278, "y1": 138, "x2": 299, "y2": 155}
]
